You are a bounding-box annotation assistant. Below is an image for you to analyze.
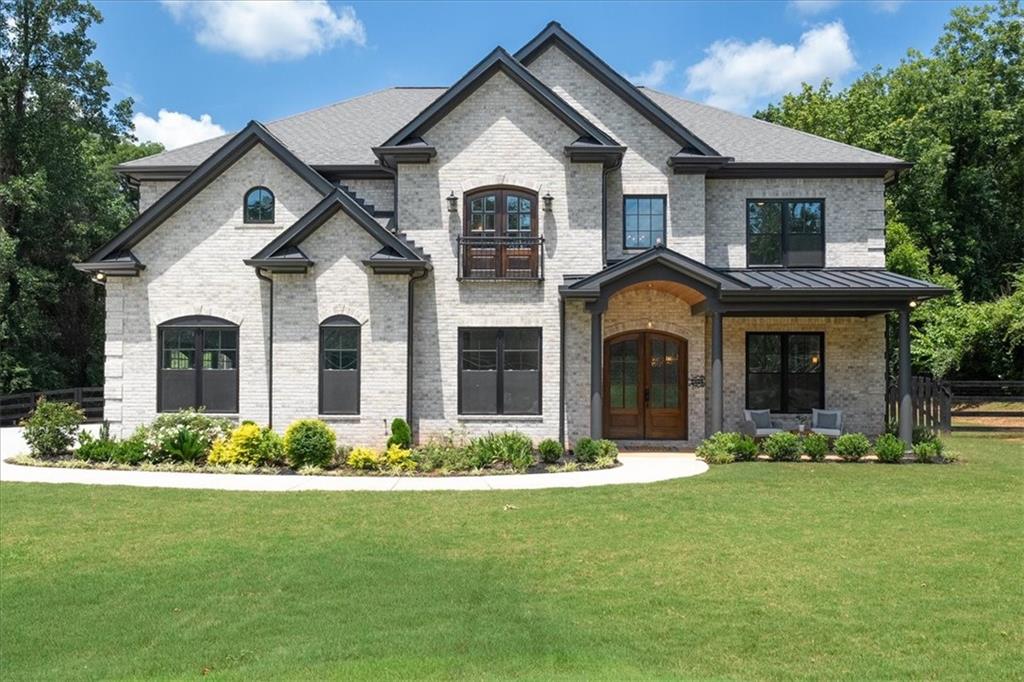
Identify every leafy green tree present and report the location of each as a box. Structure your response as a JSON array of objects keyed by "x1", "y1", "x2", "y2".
[{"x1": 0, "y1": 0, "x2": 159, "y2": 392}]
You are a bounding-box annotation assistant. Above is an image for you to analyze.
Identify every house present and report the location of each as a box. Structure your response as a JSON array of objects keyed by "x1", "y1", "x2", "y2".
[{"x1": 77, "y1": 22, "x2": 947, "y2": 449}]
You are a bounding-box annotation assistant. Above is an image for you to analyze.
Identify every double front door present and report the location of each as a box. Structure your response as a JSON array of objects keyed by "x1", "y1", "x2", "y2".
[{"x1": 604, "y1": 331, "x2": 688, "y2": 440}]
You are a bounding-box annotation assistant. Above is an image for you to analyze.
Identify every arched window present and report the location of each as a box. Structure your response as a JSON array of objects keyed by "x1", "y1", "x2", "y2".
[
  {"x1": 320, "y1": 315, "x2": 360, "y2": 415},
  {"x1": 461, "y1": 186, "x2": 540, "y2": 279},
  {"x1": 244, "y1": 186, "x2": 274, "y2": 223},
  {"x1": 158, "y1": 316, "x2": 238, "y2": 413}
]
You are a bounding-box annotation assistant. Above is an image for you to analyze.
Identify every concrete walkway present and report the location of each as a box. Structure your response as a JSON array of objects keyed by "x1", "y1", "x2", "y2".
[{"x1": 0, "y1": 427, "x2": 706, "y2": 492}]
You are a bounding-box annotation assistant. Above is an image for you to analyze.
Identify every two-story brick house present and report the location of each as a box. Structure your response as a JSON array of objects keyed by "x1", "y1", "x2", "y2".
[{"x1": 77, "y1": 22, "x2": 946, "y2": 449}]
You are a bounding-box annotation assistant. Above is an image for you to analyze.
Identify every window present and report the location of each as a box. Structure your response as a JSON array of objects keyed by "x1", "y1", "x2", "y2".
[
  {"x1": 320, "y1": 315, "x2": 360, "y2": 415},
  {"x1": 623, "y1": 195, "x2": 666, "y2": 249},
  {"x1": 746, "y1": 199, "x2": 824, "y2": 267},
  {"x1": 158, "y1": 316, "x2": 238, "y2": 413},
  {"x1": 461, "y1": 187, "x2": 540, "y2": 279},
  {"x1": 746, "y1": 332, "x2": 824, "y2": 413},
  {"x1": 459, "y1": 328, "x2": 541, "y2": 415},
  {"x1": 244, "y1": 186, "x2": 274, "y2": 223}
]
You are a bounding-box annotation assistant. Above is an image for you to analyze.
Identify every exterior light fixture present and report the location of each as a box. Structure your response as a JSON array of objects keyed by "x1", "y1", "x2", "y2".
[
  {"x1": 811, "y1": 355, "x2": 820, "y2": 365},
  {"x1": 909, "y1": 300, "x2": 918, "y2": 308},
  {"x1": 447, "y1": 191, "x2": 458, "y2": 213},
  {"x1": 95, "y1": 272, "x2": 106, "y2": 281},
  {"x1": 647, "y1": 320, "x2": 653, "y2": 329},
  {"x1": 542, "y1": 192, "x2": 553, "y2": 212}
]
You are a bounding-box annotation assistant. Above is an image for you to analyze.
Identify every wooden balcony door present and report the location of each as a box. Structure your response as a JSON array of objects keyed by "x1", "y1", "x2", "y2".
[
  {"x1": 463, "y1": 187, "x2": 538, "y2": 279},
  {"x1": 604, "y1": 331, "x2": 687, "y2": 440}
]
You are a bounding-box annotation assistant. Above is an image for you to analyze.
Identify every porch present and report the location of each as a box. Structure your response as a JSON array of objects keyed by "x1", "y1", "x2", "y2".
[{"x1": 560, "y1": 246, "x2": 950, "y2": 448}]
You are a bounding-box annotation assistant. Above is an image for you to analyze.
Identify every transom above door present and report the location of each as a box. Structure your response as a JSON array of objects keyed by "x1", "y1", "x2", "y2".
[{"x1": 604, "y1": 331, "x2": 688, "y2": 440}]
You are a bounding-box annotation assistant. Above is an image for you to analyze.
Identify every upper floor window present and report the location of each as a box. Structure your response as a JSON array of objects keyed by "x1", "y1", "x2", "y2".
[
  {"x1": 158, "y1": 316, "x2": 238, "y2": 413},
  {"x1": 624, "y1": 195, "x2": 666, "y2": 249},
  {"x1": 320, "y1": 315, "x2": 360, "y2": 415},
  {"x1": 244, "y1": 187, "x2": 274, "y2": 223},
  {"x1": 460, "y1": 187, "x2": 541, "y2": 280},
  {"x1": 747, "y1": 199, "x2": 824, "y2": 267}
]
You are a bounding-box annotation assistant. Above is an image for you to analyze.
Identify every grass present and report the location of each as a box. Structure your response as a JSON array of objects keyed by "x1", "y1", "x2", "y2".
[{"x1": 1, "y1": 433, "x2": 1021, "y2": 680}]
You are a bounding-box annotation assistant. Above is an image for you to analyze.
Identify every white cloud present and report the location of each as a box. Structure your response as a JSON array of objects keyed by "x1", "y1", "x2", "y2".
[
  {"x1": 685, "y1": 21, "x2": 856, "y2": 112},
  {"x1": 132, "y1": 109, "x2": 226, "y2": 150},
  {"x1": 162, "y1": 0, "x2": 366, "y2": 61},
  {"x1": 788, "y1": 0, "x2": 841, "y2": 15},
  {"x1": 871, "y1": 1, "x2": 905, "y2": 13},
  {"x1": 627, "y1": 60, "x2": 676, "y2": 88}
]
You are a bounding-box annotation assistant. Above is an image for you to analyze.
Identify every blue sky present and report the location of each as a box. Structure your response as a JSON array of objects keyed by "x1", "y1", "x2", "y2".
[{"x1": 91, "y1": 1, "x2": 973, "y2": 150}]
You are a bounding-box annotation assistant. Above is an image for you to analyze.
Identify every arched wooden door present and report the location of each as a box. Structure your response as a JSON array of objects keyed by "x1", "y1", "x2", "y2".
[{"x1": 604, "y1": 331, "x2": 687, "y2": 440}]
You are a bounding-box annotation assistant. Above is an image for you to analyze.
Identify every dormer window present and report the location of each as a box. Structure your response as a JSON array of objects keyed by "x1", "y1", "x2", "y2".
[
  {"x1": 747, "y1": 199, "x2": 824, "y2": 267},
  {"x1": 244, "y1": 187, "x2": 274, "y2": 224}
]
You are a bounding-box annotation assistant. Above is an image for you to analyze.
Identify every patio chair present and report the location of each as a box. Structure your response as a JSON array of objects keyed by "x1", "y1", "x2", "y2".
[
  {"x1": 810, "y1": 408, "x2": 843, "y2": 438},
  {"x1": 740, "y1": 409, "x2": 783, "y2": 438}
]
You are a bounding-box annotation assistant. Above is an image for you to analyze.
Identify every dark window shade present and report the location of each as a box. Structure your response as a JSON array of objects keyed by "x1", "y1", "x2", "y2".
[
  {"x1": 746, "y1": 199, "x2": 824, "y2": 267},
  {"x1": 320, "y1": 318, "x2": 360, "y2": 415},
  {"x1": 158, "y1": 322, "x2": 238, "y2": 413},
  {"x1": 746, "y1": 332, "x2": 824, "y2": 413},
  {"x1": 459, "y1": 328, "x2": 541, "y2": 415}
]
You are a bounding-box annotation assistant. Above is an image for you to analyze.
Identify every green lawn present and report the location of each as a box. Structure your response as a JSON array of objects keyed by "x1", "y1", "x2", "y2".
[{"x1": 1, "y1": 434, "x2": 1021, "y2": 680}]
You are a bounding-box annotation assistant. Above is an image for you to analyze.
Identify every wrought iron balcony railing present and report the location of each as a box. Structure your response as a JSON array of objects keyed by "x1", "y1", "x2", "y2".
[{"x1": 457, "y1": 236, "x2": 544, "y2": 281}]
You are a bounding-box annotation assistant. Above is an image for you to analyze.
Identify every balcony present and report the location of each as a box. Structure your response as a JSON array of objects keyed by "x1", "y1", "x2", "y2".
[{"x1": 458, "y1": 236, "x2": 544, "y2": 281}]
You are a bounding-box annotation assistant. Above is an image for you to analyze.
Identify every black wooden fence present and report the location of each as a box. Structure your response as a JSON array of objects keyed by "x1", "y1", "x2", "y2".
[
  {"x1": 0, "y1": 387, "x2": 104, "y2": 427},
  {"x1": 887, "y1": 377, "x2": 1024, "y2": 435}
]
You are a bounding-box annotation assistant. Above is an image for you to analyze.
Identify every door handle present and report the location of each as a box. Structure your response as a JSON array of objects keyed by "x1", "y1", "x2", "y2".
[{"x1": 644, "y1": 388, "x2": 650, "y2": 405}]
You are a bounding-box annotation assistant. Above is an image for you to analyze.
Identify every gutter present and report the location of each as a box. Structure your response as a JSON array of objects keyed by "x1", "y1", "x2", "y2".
[
  {"x1": 406, "y1": 268, "x2": 430, "y2": 441},
  {"x1": 254, "y1": 268, "x2": 274, "y2": 428}
]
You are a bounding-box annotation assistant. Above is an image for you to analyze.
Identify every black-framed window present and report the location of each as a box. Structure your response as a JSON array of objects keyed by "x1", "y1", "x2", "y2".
[
  {"x1": 746, "y1": 332, "x2": 824, "y2": 413},
  {"x1": 158, "y1": 316, "x2": 238, "y2": 413},
  {"x1": 624, "y1": 195, "x2": 666, "y2": 249},
  {"x1": 459, "y1": 327, "x2": 541, "y2": 415},
  {"x1": 320, "y1": 315, "x2": 360, "y2": 415},
  {"x1": 244, "y1": 186, "x2": 274, "y2": 223},
  {"x1": 746, "y1": 199, "x2": 824, "y2": 267}
]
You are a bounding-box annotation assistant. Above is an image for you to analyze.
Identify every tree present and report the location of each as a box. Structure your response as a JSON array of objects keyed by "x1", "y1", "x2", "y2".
[
  {"x1": 757, "y1": 0, "x2": 1024, "y2": 302},
  {"x1": 0, "y1": 0, "x2": 157, "y2": 392}
]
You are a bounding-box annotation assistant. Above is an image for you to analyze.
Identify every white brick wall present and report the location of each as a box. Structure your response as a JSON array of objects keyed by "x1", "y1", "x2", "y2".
[
  {"x1": 342, "y1": 178, "x2": 394, "y2": 213},
  {"x1": 528, "y1": 45, "x2": 706, "y2": 263},
  {"x1": 705, "y1": 178, "x2": 886, "y2": 268},
  {"x1": 139, "y1": 181, "x2": 177, "y2": 212}
]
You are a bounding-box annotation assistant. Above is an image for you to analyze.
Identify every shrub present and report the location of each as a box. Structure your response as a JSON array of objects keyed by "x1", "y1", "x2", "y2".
[
  {"x1": 160, "y1": 427, "x2": 210, "y2": 464},
  {"x1": 346, "y1": 446, "x2": 382, "y2": 470},
  {"x1": 574, "y1": 437, "x2": 599, "y2": 463},
  {"x1": 471, "y1": 432, "x2": 534, "y2": 471},
  {"x1": 332, "y1": 445, "x2": 352, "y2": 469},
  {"x1": 206, "y1": 424, "x2": 283, "y2": 466},
  {"x1": 284, "y1": 419, "x2": 336, "y2": 469},
  {"x1": 112, "y1": 437, "x2": 149, "y2": 465},
  {"x1": 141, "y1": 409, "x2": 233, "y2": 460},
  {"x1": 413, "y1": 431, "x2": 474, "y2": 472},
  {"x1": 696, "y1": 432, "x2": 756, "y2": 464},
  {"x1": 537, "y1": 438, "x2": 564, "y2": 464},
  {"x1": 762, "y1": 432, "x2": 802, "y2": 461},
  {"x1": 387, "y1": 418, "x2": 412, "y2": 449},
  {"x1": 21, "y1": 398, "x2": 85, "y2": 458},
  {"x1": 874, "y1": 433, "x2": 906, "y2": 463},
  {"x1": 76, "y1": 423, "x2": 119, "y2": 462},
  {"x1": 593, "y1": 455, "x2": 618, "y2": 470},
  {"x1": 801, "y1": 433, "x2": 829, "y2": 462},
  {"x1": 912, "y1": 440, "x2": 940, "y2": 463},
  {"x1": 385, "y1": 444, "x2": 416, "y2": 472},
  {"x1": 732, "y1": 434, "x2": 758, "y2": 461},
  {"x1": 834, "y1": 433, "x2": 871, "y2": 461},
  {"x1": 595, "y1": 439, "x2": 619, "y2": 460},
  {"x1": 207, "y1": 438, "x2": 237, "y2": 465}
]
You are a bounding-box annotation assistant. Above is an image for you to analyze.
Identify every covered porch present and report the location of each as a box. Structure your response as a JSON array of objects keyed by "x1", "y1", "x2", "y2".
[{"x1": 560, "y1": 246, "x2": 949, "y2": 447}]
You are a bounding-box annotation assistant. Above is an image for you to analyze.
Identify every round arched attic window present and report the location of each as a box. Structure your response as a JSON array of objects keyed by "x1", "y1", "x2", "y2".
[{"x1": 244, "y1": 187, "x2": 274, "y2": 223}]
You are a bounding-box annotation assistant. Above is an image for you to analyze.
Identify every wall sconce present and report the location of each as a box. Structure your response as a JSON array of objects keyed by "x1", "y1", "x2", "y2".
[
  {"x1": 909, "y1": 300, "x2": 918, "y2": 308},
  {"x1": 447, "y1": 191, "x2": 458, "y2": 213},
  {"x1": 542, "y1": 192, "x2": 553, "y2": 212},
  {"x1": 811, "y1": 355, "x2": 820, "y2": 365}
]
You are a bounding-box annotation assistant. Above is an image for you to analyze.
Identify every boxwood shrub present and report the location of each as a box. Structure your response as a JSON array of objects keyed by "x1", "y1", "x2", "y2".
[
  {"x1": 284, "y1": 419, "x2": 336, "y2": 469},
  {"x1": 801, "y1": 433, "x2": 829, "y2": 462},
  {"x1": 537, "y1": 438, "x2": 564, "y2": 464},
  {"x1": 762, "y1": 432, "x2": 802, "y2": 461},
  {"x1": 834, "y1": 433, "x2": 871, "y2": 461},
  {"x1": 874, "y1": 433, "x2": 906, "y2": 463}
]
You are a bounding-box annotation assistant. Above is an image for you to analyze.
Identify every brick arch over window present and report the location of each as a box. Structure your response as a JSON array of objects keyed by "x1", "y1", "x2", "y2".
[{"x1": 157, "y1": 315, "x2": 239, "y2": 413}]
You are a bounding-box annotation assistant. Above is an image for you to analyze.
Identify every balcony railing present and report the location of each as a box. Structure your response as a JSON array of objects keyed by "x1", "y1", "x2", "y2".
[{"x1": 458, "y1": 235, "x2": 544, "y2": 281}]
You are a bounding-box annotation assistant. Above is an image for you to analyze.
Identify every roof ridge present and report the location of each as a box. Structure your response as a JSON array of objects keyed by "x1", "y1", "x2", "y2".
[{"x1": 640, "y1": 87, "x2": 904, "y2": 164}]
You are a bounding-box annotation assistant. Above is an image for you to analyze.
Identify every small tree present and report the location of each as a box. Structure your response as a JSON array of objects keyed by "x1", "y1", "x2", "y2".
[{"x1": 20, "y1": 398, "x2": 84, "y2": 457}]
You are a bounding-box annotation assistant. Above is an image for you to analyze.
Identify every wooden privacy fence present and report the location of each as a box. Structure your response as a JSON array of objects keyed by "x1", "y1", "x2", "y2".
[
  {"x1": 0, "y1": 387, "x2": 104, "y2": 427},
  {"x1": 887, "y1": 377, "x2": 1024, "y2": 435}
]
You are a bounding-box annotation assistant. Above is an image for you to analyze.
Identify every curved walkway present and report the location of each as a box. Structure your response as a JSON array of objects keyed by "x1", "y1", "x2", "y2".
[{"x1": 1, "y1": 427, "x2": 706, "y2": 492}]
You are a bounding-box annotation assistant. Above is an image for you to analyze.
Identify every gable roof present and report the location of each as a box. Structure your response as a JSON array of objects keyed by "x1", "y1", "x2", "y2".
[
  {"x1": 640, "y1": 88, "x2": 908, "y2": 167},
  {"x1": 515, "y1": 21, "x2": 720, "y2": 158},
  {"x1": 118, "y1": 88, "x2": 446, "y2": 176},
  {"x1": 246, "y1": 187, "x2": 429, "y2": 273},
  {"x1": 84, "y1": 121, "x2": 334, "y2": 267},
  {"x1": 375, "y1": 47, "x2": 621, "y2": 165}
]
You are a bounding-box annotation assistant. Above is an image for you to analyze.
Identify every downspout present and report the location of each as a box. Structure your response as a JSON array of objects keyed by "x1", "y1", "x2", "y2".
[
  {"x1": 406, "y1": 268, "x2": 429, "y2": 440},
  {"x1": 601, "y1": 158, "x2": 622, "y2": 267},
  {"x1": 255, "y1": 268, "x2": 273, "y2": 428},
  {"x1": 559, "y1": 297, "x2": 566, "y2": 446}
]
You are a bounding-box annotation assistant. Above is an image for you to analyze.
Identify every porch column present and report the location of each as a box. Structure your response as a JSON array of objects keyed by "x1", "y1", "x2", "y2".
[
  {"x1": 898, "y1": 304, "x2": 913, "y2": 448},
  {"x1": 590, "y1": 309, "x2": 602, "y2": 438},
  {"x1": 710, "y1": 311, "x2": 723, "y2": 434}
]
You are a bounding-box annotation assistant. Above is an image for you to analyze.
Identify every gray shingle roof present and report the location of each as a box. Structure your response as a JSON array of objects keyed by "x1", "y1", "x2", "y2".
[
  {"x1": 120, "y1": 87, "x2": 446, "y2": 169},
  {"x1": 639, "y1": 88, "x2": 905, "y2": 165}
]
